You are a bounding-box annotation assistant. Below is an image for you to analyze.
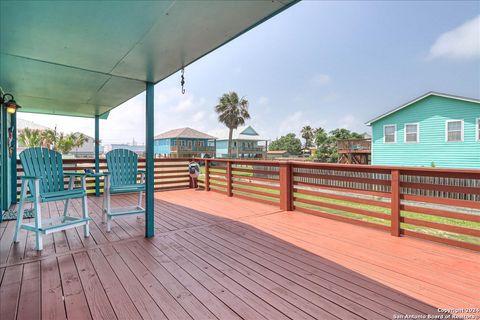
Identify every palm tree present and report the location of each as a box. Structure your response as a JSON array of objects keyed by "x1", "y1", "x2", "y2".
[
  {"x1": 18, "y1": 128, "x2": 88, "y2": 154},
  {"x1": 301, "y1": 125, "x2": 314, "y2": 148},
  {"x1": 40, "y1": 128, "x2": 57, "y2": 149},
  {"x1": 215, "y1": 92, "x2": 250, "y2": 157},
  {"x1": 55, "y1": 133, "x2": 88, "y2": 154},
  {"x1": 18, "y1": 128, "x2": 43, "y2": 147}
]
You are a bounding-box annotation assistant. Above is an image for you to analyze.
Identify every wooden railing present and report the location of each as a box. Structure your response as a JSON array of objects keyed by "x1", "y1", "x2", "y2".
[
  {"x1": 16, "y1": 158, "x2": 192, "y2": 196},
  {"x1": 170, "y1": 145, "x2": 215, "y2": 152},
  {"x1": 337, "y1": 139, "x2": 371, "y2": 153},
  {"x1": 198, "y1": 159, "x2": 480, "y2": 251},
  {"x1": 15, "y1": 157, "x2": 480, "y2": 251},
  {"x1": 236, "y1": 146, "x2": 266, "y2": 152}
]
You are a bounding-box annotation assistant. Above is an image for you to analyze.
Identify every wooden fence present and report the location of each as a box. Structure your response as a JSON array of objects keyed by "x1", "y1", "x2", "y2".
[{"x1": 198, "y1": 159, "x2": 480, "y2": 251}]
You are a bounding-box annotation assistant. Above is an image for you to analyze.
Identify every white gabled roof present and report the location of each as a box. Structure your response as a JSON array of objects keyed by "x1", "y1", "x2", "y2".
[
  {"x1": 366, "y1": 92, "x2": 480, "y2": 126},
  {"x1": 214, "y1": 125, "x2": 267, "y2": 141}
]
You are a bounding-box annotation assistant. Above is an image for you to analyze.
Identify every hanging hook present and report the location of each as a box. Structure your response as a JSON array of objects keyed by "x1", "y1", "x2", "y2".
[{"x1": 180, "y1": 68, "x2": 185, "y2": 94}]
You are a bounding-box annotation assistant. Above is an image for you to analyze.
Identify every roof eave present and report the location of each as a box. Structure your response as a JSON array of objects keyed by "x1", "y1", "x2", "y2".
[{"x1": 365, "y1": 91, "x2": 480, "y2": 126}]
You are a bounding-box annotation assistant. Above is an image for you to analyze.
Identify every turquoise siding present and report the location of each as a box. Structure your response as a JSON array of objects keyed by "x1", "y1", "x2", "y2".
[
  {"x1": 216, "y1": 140, "x2": 229, "y2": 157},
  {"x1": 154, "y1": 138, "x2": 210, "y2": 156},
  {"x1": 216, "y1": 140, "x2": 262, "y2": 158},
  {"x1": 154, "y1": 138, "x2": 172, "y2": 155},
  {"x1": 371, "y1": 96, "x2": 480, "y2": 168}
]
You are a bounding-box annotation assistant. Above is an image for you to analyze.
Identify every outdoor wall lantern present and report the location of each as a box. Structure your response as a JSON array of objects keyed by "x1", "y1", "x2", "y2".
[{"x1": 1, "y1": 93, "x2": 21, "y2": 114}]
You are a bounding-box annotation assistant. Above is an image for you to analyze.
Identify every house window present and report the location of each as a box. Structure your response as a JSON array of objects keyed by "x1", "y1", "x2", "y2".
[
  {"x1": 404, "y1": 123, "x2": 419, "y2": 143},
  {"x1": 198, "y1": 141, "x2": 204, "y2": 147},
  {"x1": 477, "y1": 118, "x2": 480, "y2": 141},
  {"x1": 383, "y1": 125, "x2": 396, "y2": 143},
  {"x1": 446, "y1": 120, "x2": 463, "y2": 142}
]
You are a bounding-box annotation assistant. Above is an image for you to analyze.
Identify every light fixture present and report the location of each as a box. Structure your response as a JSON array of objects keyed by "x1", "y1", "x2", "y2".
[{"x1": 1, "y1": 93, "x2": 21, "y2": 114}]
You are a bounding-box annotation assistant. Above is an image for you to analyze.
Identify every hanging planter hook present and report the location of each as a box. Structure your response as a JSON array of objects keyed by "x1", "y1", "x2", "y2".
[{"x1": 180, "y1": 68, "x2": 186, "y2": 94}]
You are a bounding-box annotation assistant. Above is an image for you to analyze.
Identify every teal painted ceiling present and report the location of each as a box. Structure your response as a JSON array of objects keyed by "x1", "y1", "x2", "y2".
[{"x1": 0, "y1": 0, "x2": 297, "y2": 118}]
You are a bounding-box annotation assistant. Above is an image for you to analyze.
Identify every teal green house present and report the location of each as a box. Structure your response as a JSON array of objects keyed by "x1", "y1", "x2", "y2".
[
  {"x1": 366, "y1": 92, "x2": 480, "y2": 169},
  {"x1": 154, "y1": 127, "x2": 216, "y2": 158}
]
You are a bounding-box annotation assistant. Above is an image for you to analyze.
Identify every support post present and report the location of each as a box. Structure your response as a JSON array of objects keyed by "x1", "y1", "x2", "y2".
[
  {"x1": 390, "y1": 169, "x2": 401, "y2": 237},
  {"x1": 279, "y1": 162, "x2": 293, "y2": 211},
  {"x1": 94, "y1": 115, "x2": 100, "y2": 197},
  {"x1": 145, "y1": 82, "x2": 155, "y2": 238},
  {"x1": 226, "y1": 161, "x2": 233, "y2": 197},
  {"x1": 10, "y1": 112, "x2": 17, "y2": 204},
  {"x1": 0, "y1": 105, "x2": 6, "y2": 214},
  {"x1": 205, "y1": 159, "x2": 210, "y2": 191}
]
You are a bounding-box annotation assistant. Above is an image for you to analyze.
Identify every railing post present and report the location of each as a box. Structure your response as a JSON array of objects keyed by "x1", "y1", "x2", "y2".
[
  {"x1": 279, "y1": 162, "x2": 293, "y2": 211},
  {"x1": 390, "y1": 169, "x2": 400, "y2": 237},
  {"x1": 94, "y1": 115, "x2": 100, "y2": 197},
  {"x1": 204, "y1": 159, "x2": 210, "y2": 191},
  {"x1": 226, "y1": 160, "x2": 233, "y2": 197}
]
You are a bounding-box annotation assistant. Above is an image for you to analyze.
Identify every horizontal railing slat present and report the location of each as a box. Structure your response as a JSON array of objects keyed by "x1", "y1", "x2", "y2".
[
  {"x1": 400, "y1": 217, "x2": 480, "y2": 237},
  {"x1": 400, "y1": 181, "x2": 480, "y2": 195},
  {"x1": 401, "y1": 204, "x2": 480, "y2": 223},
  {"x1": 400, "y1": 230, "x2": 480, "y2": 251},
  {"x1": 295, "y1": 206, "x2": 390, "y2": 232},
  {"x1": 294, "y1": 197, "x2": 391, "y2": 221},
  {"x1": 294, "y1": 187, "x2": 391, "y2": 208}
]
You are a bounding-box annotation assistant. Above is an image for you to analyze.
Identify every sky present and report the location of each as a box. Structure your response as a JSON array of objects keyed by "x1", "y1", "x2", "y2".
[{"x1": 19, "y1": 1, "x2": 480, "y2": 145}]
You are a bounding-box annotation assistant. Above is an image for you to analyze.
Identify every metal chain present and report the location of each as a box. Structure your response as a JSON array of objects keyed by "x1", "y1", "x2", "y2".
[{"x1": 181, "y1": 68, "x2": 185, "y2": 94}]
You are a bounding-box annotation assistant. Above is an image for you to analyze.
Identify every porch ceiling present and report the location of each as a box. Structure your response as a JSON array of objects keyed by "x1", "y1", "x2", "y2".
[{"x1": 0, "y1": 0, "x2": 297, "y2": 119}]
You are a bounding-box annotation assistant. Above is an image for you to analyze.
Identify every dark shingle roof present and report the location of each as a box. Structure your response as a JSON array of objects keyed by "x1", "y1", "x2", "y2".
[{"x1": 154, "y1": 127, "x2": 216, "y2": 140}]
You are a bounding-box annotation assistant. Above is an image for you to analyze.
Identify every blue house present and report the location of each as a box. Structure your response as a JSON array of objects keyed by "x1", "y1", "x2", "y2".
[
  {"x1": 154, "y1": 127, "x2": 216, "y2": 158},
  {"x1": 366, "y1": 92, "x2": 480, "y2": 169},
  {"x1": 216, "y1": 125, "x2": 267, "y2": 158}
]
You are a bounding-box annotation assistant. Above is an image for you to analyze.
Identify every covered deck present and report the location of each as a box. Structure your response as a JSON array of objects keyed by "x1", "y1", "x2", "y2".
[{"x1": 1, "y1": 190, "x2": 478, "y2": 320}]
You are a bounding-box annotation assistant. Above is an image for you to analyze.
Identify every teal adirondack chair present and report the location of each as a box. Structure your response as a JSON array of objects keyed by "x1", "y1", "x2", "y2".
[
  {"x1": 13, "y1": 148, "x2": 90, "y2": 251},
  {"x1": 103, "y1": 149, "x2": 145, "y2": 232}
]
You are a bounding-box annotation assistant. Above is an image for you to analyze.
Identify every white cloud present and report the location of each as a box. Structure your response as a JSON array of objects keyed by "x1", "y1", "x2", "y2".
[
  {"x1": 311, "y1": 73, "x2": 331, "y2": 86},
  {"x1": 429, "y1": 15, "x2": 480, "y2": 60}
]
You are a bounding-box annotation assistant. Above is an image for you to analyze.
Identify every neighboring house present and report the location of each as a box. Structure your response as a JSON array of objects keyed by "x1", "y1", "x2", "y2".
[
  {"x1": 104, "y1": 144, "x2": 145, "y2": 157},
  {"x1": 302, "y1": 147, "x2": 317, "y2": 157},
  {"x1": 154, "y1": 127, "x2": 216, "y2": 158},
  {"x1": 366, "y1": 92, "x2": 480, "y2": 169},
  {"x1": 360, "y1": 132, "x2": 372, "y2": 140},
  {"x1": 215, "y1": 125, "x2": 268, "y2": 158},
  {"x1": 337, "y1": 139, "x2": 371, "y2": 164},
  {"x1": 267, "y1": 150, "x2": 290, "y2": 159}
]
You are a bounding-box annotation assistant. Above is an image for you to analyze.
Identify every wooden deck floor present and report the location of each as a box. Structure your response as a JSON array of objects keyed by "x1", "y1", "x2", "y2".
[{"x1": 0, "y1": 189, "x2": 478, "y2": 320}]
